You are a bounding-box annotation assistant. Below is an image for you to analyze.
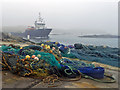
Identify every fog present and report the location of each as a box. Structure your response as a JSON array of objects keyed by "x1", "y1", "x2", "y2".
[{"x1": 1, "y1": 0, "x2": 118, "y2": 35}]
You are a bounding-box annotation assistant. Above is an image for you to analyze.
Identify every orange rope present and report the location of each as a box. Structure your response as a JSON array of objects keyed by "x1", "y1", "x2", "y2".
[{"x1": 2, "y1": 55, "x2": 12, "y2": 71}]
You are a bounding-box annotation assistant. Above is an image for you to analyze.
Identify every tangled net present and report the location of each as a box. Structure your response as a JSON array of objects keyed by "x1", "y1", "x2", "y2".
[{"x1": 0, "y1": 41, "x2": 116, "y2": 87}]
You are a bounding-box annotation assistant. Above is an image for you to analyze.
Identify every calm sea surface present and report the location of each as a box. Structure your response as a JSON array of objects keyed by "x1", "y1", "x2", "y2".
[{"x1": 31, "y1": 34, "x2": 118, "y2": 48}]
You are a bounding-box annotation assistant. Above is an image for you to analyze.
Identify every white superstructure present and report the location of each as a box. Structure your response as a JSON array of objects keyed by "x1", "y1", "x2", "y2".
[{"x1": 34, "y1": 13, "x2": 46, "y2": 29}]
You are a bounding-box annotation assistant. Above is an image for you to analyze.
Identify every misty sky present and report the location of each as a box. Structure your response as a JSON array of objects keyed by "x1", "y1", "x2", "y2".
[{"x1": 1, "y1": 0, "x2": 119, "y2": 35}]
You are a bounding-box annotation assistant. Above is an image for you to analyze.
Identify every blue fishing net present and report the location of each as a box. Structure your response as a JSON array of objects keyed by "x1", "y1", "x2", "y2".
[{"x1": 70, "y1": 44, "x2": 120, "y2": 67}]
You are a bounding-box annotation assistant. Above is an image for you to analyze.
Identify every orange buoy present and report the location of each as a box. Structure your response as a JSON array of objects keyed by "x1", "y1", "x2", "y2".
[
  {"x1": 49, "y1": 50, "x2": 53, "y2": 53},
  {"x1": 32, "y1": 55, "x2": 36, "y2": 59},
  {"x1": 64, "y1": 46, "x2": 67, "y2": 49}
]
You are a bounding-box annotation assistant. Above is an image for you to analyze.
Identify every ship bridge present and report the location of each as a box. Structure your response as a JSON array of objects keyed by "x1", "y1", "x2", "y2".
[{"x1": 35, "y1": 13, "x2": 46, "y2": 29}]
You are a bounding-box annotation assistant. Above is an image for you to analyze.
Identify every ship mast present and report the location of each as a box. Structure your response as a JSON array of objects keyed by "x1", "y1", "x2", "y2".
[
  {"x1": 39, "y1": 12, "x2": 44, "y2": 22},
  {"x1": 39, "y1": 12, "x2": 41, "y2": 21}
]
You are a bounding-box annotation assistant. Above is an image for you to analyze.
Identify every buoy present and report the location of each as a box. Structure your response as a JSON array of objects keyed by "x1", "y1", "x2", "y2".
[
  {"x1": 41, "y1": 44, "x2": 44, "y2": 47},
  {"x1": 34, "y1": 57, "x2": 39, "y2": 61},
  {"x1": 55, "y1": 42, "x2": 58, "y2": 44},
  {"x1": 20, "y1": 47, "x2": 23, "y2": 49},
  {"x1": 52, "y1": 47, "x2": 55, "y2": 50},
  {"x1": 25, "y1": 64, "x2": 28, "y2": 67},
  {"x1": 64, "y1": 46, "x2": 67, "y2": 49},
  {"x1": 32, "y1": 55, "x2": 36, "y2": 59},
  {"x1": 37, "y1": 54, "x2": 41, "y2": 58},
  {"x1": 25, "y1": 55, "x2": 30, "y2": 59},
  {"x1": 103, "y1": 45, "x2": 106, "y2": 48},
  {"x1": 45, "y1": 45, "x2": 48, "y2": 47},
  {"x1": 49, "y1": 50, "x2": 53, "y2": 53},
  {"x1": 47, "y1": 45, "x2": 50, "y2": 49}
]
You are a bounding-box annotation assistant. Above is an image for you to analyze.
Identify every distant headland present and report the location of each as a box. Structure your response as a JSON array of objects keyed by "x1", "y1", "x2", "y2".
[{"x1": 78, "y1": 34, "x2": 120, "y2": 38}]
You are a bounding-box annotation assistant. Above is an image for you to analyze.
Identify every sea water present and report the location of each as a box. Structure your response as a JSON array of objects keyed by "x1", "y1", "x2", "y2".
[{"x1": 31, "y1": 34, "x2": 118, "y2": 48}]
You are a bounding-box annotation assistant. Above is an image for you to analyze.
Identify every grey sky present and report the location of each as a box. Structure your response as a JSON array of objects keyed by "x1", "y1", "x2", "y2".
[{"x1": 2, "y1": 0, "x2": 119, "y2": 35}]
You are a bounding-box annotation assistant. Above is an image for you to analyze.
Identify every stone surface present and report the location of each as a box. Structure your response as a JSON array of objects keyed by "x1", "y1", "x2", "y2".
[{"x1": 2, "y1": 69, "x2": 119, "y2": 88}]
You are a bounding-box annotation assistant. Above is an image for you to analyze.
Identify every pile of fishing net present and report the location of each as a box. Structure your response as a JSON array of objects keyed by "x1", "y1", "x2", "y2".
[
  {"x1": 0, "y1": 42, "x2": 116, "y2": 84},
  {"x1": 37, "y1": 41, "x2": 120, "y2": 67},
  {"x1": 1, "y1": 44, "x2": 62, "y2": 78}
]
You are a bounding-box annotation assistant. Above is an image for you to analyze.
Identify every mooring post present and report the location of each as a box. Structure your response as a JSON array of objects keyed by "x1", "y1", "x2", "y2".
[{"x1": 27, "y1": 35, "x2": 30, "y2": 40}]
